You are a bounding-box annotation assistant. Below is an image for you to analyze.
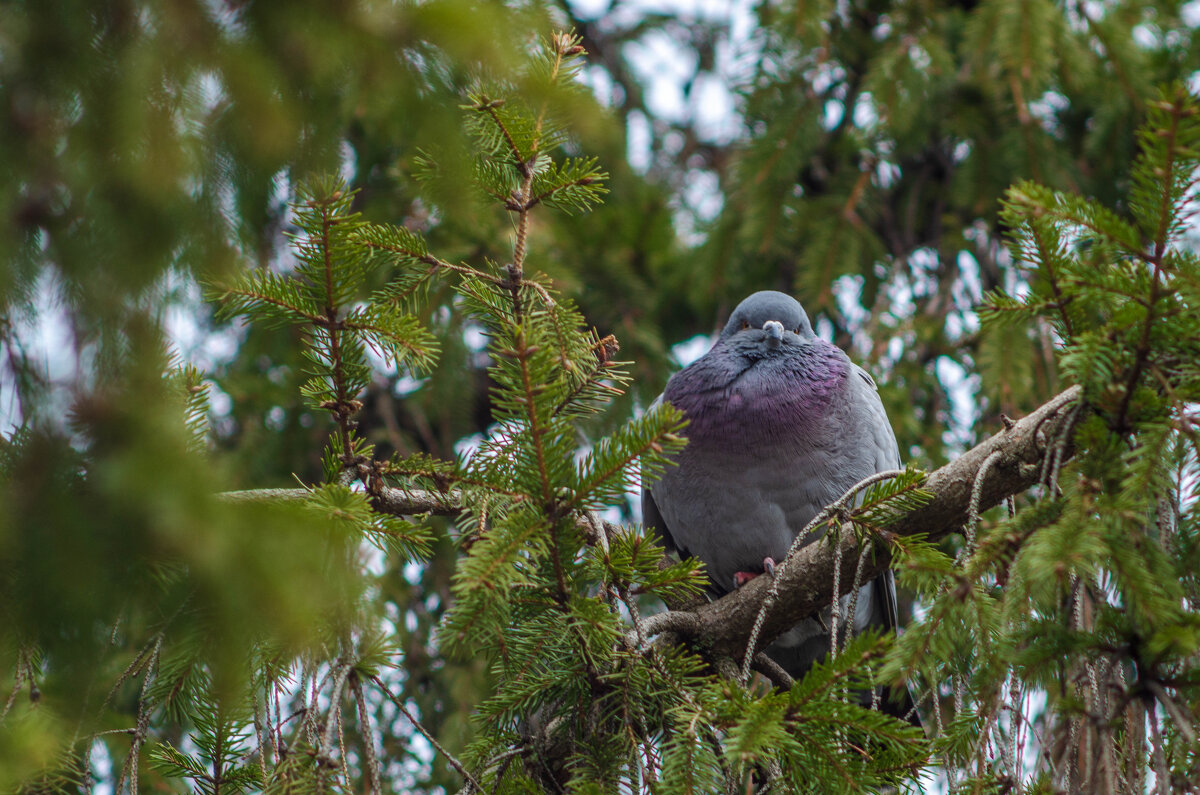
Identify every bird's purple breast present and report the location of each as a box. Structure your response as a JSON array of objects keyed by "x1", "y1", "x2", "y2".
[{"x1": 664, "y1": 339, "x2": 850, "y2": 449}]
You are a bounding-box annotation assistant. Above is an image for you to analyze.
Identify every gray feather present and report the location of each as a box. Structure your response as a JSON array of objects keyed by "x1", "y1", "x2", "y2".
[{"x1": 643, "y1": 291, "x2": 914, "y2": 718}]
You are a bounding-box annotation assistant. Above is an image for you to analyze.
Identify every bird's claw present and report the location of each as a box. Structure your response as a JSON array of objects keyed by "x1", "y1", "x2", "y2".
[{"x1": 734, "y1": 557, "x2": 778, "y2": 589}]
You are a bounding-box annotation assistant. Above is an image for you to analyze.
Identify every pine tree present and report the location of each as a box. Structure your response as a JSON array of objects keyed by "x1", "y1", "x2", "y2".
[{"x1": 5, "y1": 2, "x2": 1200, "y2": 793}]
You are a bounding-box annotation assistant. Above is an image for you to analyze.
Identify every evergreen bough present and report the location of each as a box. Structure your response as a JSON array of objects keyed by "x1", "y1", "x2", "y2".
[{"x1": 5, "y1": 27, "x2": 1200, "y2": 795}]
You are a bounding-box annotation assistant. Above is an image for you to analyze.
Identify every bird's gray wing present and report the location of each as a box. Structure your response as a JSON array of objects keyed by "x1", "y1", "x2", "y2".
[
  {"x1": 642, "y1": 392, "x2": 686, "y2": 560},
  {"x1": 641, "y1": 485, "x2": 681, "y2": 559},
  {"x1": 851, "y1": 366, "x2": 921, "y2": 722},
  {"x1": 847, "y1": 364, "x2": 904, "y2": 629},
  {"x1": 850, "y1": 365, "x2": 901, "y2": 472}
]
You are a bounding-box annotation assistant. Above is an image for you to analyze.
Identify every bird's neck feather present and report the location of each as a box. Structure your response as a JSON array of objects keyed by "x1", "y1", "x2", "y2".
[{"x1": 666, "y1": 342, "x2": 849, "y2": 441}]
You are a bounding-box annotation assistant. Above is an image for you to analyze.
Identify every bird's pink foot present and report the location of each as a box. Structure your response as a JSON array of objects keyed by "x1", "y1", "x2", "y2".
[
  {"x1": 733, "y1": 557, "x2": 778, "y2": 588},
  {"x1": 734, "y1": 570, "x2": 759, "y2": 588}
]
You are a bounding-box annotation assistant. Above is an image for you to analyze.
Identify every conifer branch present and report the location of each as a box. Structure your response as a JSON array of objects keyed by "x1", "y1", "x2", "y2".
[
  {"x1": 1148, "y1": 100, "x2": 1184, "y2": 262},
  {"x1": 549, "y1": 356, "x2": 622, "y2": 419},
  {"x1": 341, "y1": 318, "x2": 433, "y2": 361},
  {"x1": 369, "y1": 674, "x2": 482, "y2": 793},
  {"x1": 220, "y1": 486, "x2": 462, "y2": 516},
  {"x1": 223, "y1": 388, "x2": 1085, "y2": 679},
  {"x1": 355, "y1": 239, "x2": 512, "y2": 291},
  {"x1": 480, "y1": 101, "x2": 526, "y2": 172},
  {"x1": 1075, "y1": 2, "x2": 1144, "y2": 113},
  {"x1": 214, "y1": 287, "x2": 326, "y2": 325},
  {"x1": 355, "y1": 241, "x2": 454, "y2": 272},
  {"x1": 319, "y1": 209, "x2": 356, "y2": 463},
  {"x1": 1114, "y1": 93, "x2": 1190, "y2": 431},
  {"x1": 225, "y1": 388, "x2": 1082, "y2": 584},
  {"x1": 529, "y1": 175, "x2": 602, "y2": 209},
  {"x1": 640, "y1": 385, "x2": 1084, "y2": 660}
]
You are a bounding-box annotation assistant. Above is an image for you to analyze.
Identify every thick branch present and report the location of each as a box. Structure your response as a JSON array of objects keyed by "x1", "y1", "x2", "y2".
[
  {"x1": 220, "y1": 485, "x2": 619, "y2": 547},
  {"x1": 222, "y1": 386, "x2": 1083, "y2": 667},
  {"x1": 671, "y1": 385, "x2": 1083, "y2": 661},
  {"x1": 219, "y1": 486, "x2": 462, "y2": 516}
]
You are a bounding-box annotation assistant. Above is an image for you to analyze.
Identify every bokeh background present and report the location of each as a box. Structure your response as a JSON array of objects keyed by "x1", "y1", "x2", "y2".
[{"x1": 3, "y1": 0, "x2": 1200, "y2": 789}]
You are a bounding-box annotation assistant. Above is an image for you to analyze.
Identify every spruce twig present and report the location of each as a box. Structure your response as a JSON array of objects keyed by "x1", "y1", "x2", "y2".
[{"x1": 370, "y1": 674, "x2": 483, "y2": 792}]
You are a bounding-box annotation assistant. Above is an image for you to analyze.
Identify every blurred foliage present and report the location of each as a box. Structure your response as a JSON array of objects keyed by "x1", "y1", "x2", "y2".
[
  {"x1": 3, "y1": 0, "x2": 1200, "y2": 792},
  {"x1": 559, "y1": 0, "x2": 1200, "y2": 460},
  {"x1": 885, "y1": 83, "x2": 1200, "y2": 792}
]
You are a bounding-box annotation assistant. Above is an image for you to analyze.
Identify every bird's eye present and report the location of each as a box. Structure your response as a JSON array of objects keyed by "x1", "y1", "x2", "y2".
[{"x1": 740, "y1": 320, "x2": 750, "y2": 330}]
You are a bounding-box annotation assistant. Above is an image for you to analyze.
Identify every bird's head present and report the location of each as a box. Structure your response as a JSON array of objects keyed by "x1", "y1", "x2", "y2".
[{"x1": 719, "y1": 291, "x2": 814, "y2": 350}]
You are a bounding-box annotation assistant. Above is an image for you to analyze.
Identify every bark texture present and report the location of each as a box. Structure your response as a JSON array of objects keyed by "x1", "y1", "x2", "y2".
[
  {"x1": 222, "y1": 386, "x2": 1084, "y2": 668},
  {"x1": 666, "y1": 385, "x2": 1083, "y2": 661}
]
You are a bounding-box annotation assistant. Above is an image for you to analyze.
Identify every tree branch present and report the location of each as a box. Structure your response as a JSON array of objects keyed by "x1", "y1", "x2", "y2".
[
  {"x1": 672, "y1": 385, "x2": 1084, "y2": 661},
  {"x1": 221, "y1": 387, "x2": 1083, "y2": 671}
]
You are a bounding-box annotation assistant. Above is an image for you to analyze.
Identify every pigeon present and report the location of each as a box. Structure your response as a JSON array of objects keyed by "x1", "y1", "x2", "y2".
[{"x1": 643, "y1": 290, "x2": 912, "y2": 717}]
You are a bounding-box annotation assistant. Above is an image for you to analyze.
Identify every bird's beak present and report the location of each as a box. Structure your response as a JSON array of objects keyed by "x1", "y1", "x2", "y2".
[{"x1": 762, "y1": 320, "x2": 784, "y2": 344}]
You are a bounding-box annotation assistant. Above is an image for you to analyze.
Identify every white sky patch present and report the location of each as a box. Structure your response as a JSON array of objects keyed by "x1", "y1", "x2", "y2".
[
  {"x1": 670, "y1": 332, "x2": 713, "y2": 368},
  {"x1": 936, "y1": 355, "x2": 979, "y2": 450},
  {"x1": 1181, "y1": 411, "x2": 1200, "y2": 498},
  {"x1": 265, "y1": 405, "x2": 286, "y2": 431},
  {"x1": 405, "y1": 732, "x2": 436, "y2": 782},
  {"x1": 1185, "y1": 0, "x2": 1200, "y2": 25},
  {"x1": 675, "y1": 169, "x2": 725, "y2": 243},
  {"x1": 1132, "y1": 23, "x2": 1158, "y2": 49},
  {"x1": 359, "y1": 327, "x2": 431, "y2": 396},
  {"x1": 810, "y1": 62, "x2": 846, "y2": 95},
  {"x1": 944, "y1": 312, "x2": 966, "y2": 341},
  {"x1": 160, "y1": 268, "x2": 243, "y2": 372},
  {"x1": 462, "y1": 321, "x2": 489, "y2": 353},
  {"x1": 1011, "y1": 275, "x2": 1033, "y2": 301},
  {"x1": 403, "y1": 560, "x2": 423, "y2": 585},
  {"x1": 883, "y1": 270, "x2": 916, "y2": 321},
  {"x1": 262, "y1": 168, "x2": 297, "y2": 270},
  {"x1": 1, "y1": 268, "x2": 79, "y2": 435},
  {"x1": 833, "y1": 273, "x2": 867, "y2": 325},
  {"x1": 822, "y1": 98, "x2": 845, "y2": 131},
  {"x1": 453, "y1": 431, "x2": 486, "y2": 458},
  {"x1": 200, "y1": 0, "x2": 248, "y2": 37},
  {"x1": 1028, "y1": 90, "x2": 1069, "y2": 136},
  {"x1": 623, "y1": 457, "x2": 646, "y2": 526},
  {"x1": 852, "y1": 91, "x2": 878, "y2": 129},
  {"x1": 955, "y1": 249, "x2": 983, "y2": 305},
  {"x1": 361, "y1": 539, "x2": 388, "y2": 577},
  {"x1": 625, "y1": 110, "x2": 653, "y2": 173},
  {"x1": 339, "y1": 138, "x2": 358, "y2": 185},
  {"x1": 583, "y1": 63, "x2": 617, "y2": 107},
  {"x1": 600, "y1": 502, "x2": 629, "y2": 525},
  {"x1": 206, "y1": 379, "x2": 233, "y2": 419},
  {"x1": 690, "y1": 72, "x2": 741, "y2": 142},
  {"x1": 569, "y1": 0, "x2": 612, "y2": 17},
  {"x1": 159, "y1": 277, "x2": 244, "y2": 428},
  {"x1": 24, "y1": 273, "x2": 75, "y2": 389},
  {"x1": 194, "y1": 69, "x2": 227, "y2": 121},
  {"x1": 1079, "y1": 0, "x2": 1108, "y2": 23},
  {"x1": 573, "y1": 0, "x2": 758, "y2": 185},
  {"x1": 906, "y1": 42, "x2": 932, "y2": 71},
  {"x1": 875, "y1": 157, "x2": 901, "y2": 189},
  {"x1": 394, "y1": 375, "x2": 426, "y2": 397},
  {"x1": 88, "y1": 739, "x2": 114, "y2": 795},
  {"x1": 813, "y1": 315, "x2": 835, "y2": 342},
  {"x1": 948, "y1": 250, "x2": 983, "y2": 342},
  {"x1": 623, "y1": 31, "x2": 697, "y2": 124},
  {"x1": 907, "y1": 247, "x2": 939, "y2": 299}
]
